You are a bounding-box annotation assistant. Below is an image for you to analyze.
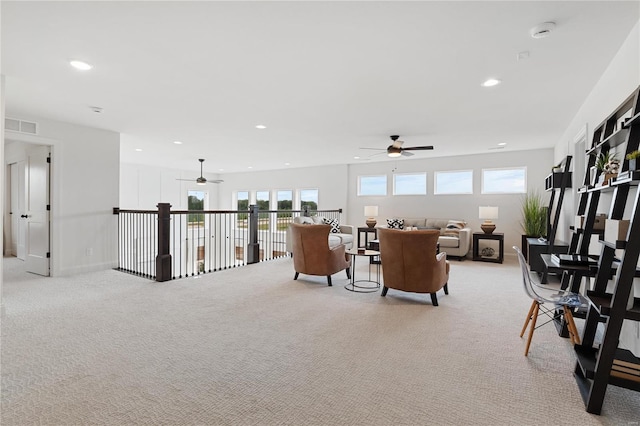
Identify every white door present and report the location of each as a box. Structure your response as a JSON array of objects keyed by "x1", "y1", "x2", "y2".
[
  {"x1": 11, "y1": 161, "x2": 27, "y2": 259},
  {"x1": 25, "y1": 145, "x2": 50, "y2": 276}
]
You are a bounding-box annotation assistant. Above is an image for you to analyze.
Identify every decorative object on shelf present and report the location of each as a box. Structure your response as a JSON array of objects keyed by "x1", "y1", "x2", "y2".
[
  {"x1": 480, "y1": 247, "x2": 495, "y2": 257},
  {"x1": 625, "y1": 150, "x2": 640, "y2": 171},
  {"x1": 596, "y1": 151, "x2": 619, "y2": 185},
  {"x1": 479, "y1": 206, "x2": 499, "y2": 234},
  {"x1": 364, "y1": 205, "x2": 378, "y2": 228}
]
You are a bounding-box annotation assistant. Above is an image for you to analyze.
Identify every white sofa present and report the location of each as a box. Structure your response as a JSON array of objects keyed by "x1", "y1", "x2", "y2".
[
  {"x1": 381, "y1": 218, "x2": 471, "y2": 259},
  {"x1": 286, "y1": 216, "x2": 355, "y2": 253}
]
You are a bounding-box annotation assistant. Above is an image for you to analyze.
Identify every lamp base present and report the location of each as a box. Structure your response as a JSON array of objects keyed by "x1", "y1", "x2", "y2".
[
  {"x1": 366, "y1": 219, "x2": 377, "y2": 228},
  {"x1": 481, "y1": 222, "x2": 496, "y2": 234}
]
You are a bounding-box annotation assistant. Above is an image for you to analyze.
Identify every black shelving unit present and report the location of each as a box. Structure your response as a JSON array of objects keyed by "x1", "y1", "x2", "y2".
[
  {"x1": 527, "y1": 156, "x2": 572, "y2": 283},
  {"x1": 569, "y1": 86, "x2": 640, "y2": 414}
]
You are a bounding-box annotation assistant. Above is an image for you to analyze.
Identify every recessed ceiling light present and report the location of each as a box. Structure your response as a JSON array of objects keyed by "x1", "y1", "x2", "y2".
[
  {"x1": 255, "y1": 125, "x2": 267, "y2": 129},
  {"x1": 135, "y1": 148, "x2": 143, "y2": 152},
  {"x1": 354, "y1": 156, "x2": 360, "y2": 159},
  {"x1": 69, "y1": 60, "x2": 93, "y2": 71},
  {"x1": 284, "y1": 162, "x2": 290, "y2": 166},
  {"x1": 248, "y1": 166, "x2": 253, "y2": 169},
  {"x1": 219, "y1": 168, "x2": 224, "y2": 171},
  {"x1": 482, "y1": 78, "x2": 501, "y2": 87},
  {"x1": 173, "y1": 141, "x2": 183, "y2": 145},
  {"x1": 498, "y1": 142, "x2": 507, "y2": 146}
]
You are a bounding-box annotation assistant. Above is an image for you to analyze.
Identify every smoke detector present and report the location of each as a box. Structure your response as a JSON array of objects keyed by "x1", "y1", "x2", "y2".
[
  {"x1": 90, "y1": 106, "x2": 103, "y2": 113},
  {"x1": 530, "y1": 22, "x2": 556, "y2": 39}
]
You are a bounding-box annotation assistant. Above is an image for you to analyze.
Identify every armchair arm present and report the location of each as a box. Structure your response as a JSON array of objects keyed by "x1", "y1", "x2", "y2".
[
  {"x1": 339, "y1": 224, "x2": 354, "y2": 235},
  {"x1": 457, "y1": 228, "x2": 472, "y2": 256},
  {"x1": 329, "y1": 243, "x2": 351, "y2": 270}
]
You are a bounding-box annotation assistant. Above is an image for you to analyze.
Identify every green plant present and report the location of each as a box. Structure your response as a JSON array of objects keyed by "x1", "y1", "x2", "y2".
[
  {"x1": 596, "y1": 151, "x2": 618, "y2": 171},
  {"x1": 521, "y1": 191, "x2": 547, "y2": 237},
  {"x1": 626, "y1": 150, "x2": 640, "y2": 160}
]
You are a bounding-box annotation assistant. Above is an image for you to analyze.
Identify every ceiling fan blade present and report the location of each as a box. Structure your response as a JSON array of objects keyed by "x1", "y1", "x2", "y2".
[
  {"x1": 402, "y1": 146, "x2": 434, "y2": 151},
  {"x1": 207, "y1": 179, "x2": 224, "y2": 184},
  {"x1": 359, "y1": 147, "x2": 385, "y2": 151},
  {"x1": 400, "y1": 151, "x2": 414, "y2": 157},
  {"x1": 176, "y1": 178, "x2": 197, "y2": 181},
  {"x1": 366, "y1": 151, "x2": 386, "y2": 158},
  {"x1": 392, "y1": 139, "x2": 404, "y2": 149}
]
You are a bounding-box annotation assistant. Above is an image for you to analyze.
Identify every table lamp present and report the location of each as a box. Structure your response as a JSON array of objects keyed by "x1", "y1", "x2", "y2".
[
  {"x1": 364, "y1": 206, "x2": 378, "y2": 228},
  {"x1": 479, "y1": 206, "x2": 499, "y2": 234}
]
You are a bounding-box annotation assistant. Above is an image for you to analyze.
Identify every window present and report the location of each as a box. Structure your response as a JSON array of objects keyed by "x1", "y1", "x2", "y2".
[
  {"x1": 277, "y1": 190, "x2": 293, "y2": 211},
  {"x1": 236, "y1": 191, "x2": 249, "y2": 211},
  {"x1": 482, "y1": 167, "x2": 526, "y2": 194},
  {"x1": 358, "y1": 175, "x2": 387, "y2": 196},
  {"x1": 187, "y1": 190, "x2": 206, "y2": 223},
  {"x1": 434, "y1": 170, "x2": 473, "y2": 195},
  {"x1": 393, "y1": 173, "x2": 427, "y2": 195},
  {"x1": 300, "y1": 189, "x2": 318, "y2": 211},
  {"x1": 256, "y1": 191, "x2": 270, "y2": 211}
]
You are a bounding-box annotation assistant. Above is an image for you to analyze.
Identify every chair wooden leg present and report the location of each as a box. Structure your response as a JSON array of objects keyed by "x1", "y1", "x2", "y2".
[
  {"x1": 524, "y1": 302, "x2": 540, "y2": 356},
  {"x1": 381, "y1": 286, "x2": 388, "y2": 296},
  {"x1": 444, "y1": 283, "x2": 449, "y2": 295},
  {"x1": 346, "y1": 268, "x2": 351, "y2": 279},
  {"x1": 430, "y1": 293, "x2": 438, "y2": 306},
  {"x1": 520, "y1": 300, "x2": 538, "y2": 338},
  {"x1": 564, "y1": 306, "x2": 581, "y2": 345},
  {"x1": 327, "y1": 276, "x2": 332, "y2": 286},
  {"x1": 294, "y1": 272, "x2": 299, "y2": 280}
]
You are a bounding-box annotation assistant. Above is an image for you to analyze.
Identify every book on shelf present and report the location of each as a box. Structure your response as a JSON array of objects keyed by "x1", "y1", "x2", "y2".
[{"x1": 551, "y1": 254, "x2": 599, "y2": 266}]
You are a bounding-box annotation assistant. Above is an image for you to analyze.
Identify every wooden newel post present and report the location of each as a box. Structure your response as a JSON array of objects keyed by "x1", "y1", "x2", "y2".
[
  {"x1": 247, "y1": 204, "x2": 260, "y2": 264},
  {"x1": 156, "y1": 203, "x2": 172, "y2": 281}
]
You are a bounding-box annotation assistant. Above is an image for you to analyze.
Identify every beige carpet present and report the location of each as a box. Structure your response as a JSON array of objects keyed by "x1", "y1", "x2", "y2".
[{"x1": 2, "y1": 255, "x2": 639, "y2": 425}]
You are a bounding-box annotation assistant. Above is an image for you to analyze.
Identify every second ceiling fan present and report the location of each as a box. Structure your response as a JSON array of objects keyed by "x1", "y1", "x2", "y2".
[{"x1": 176, "y1": 159, "x2": 224, "y2": 185}]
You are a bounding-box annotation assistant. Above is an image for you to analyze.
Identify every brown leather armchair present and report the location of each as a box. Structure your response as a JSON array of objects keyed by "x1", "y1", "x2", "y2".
[
  {"x1": 378, "y1": 228, "x2": 450, "y2": 305},
  {"x1": 290, "y1": 223, "x2": 352, "y2": 286}
]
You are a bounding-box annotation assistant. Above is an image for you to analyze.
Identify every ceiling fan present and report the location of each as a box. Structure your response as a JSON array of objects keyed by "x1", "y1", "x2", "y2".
[
  {"x1": 176, "y1": 159, "x2": 224, "y2": 185},
  {"x1": 360, "y1": 135, "x2": 434, "y2": 158}
]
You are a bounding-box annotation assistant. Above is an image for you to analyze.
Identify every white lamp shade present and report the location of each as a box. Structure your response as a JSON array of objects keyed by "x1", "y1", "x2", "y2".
[
  {"x1": 479, "y1": 206, "x2": 499, "y2": 220},
  {"x1": 364, "y1": 206, "x2": 379, "y2": 217}
]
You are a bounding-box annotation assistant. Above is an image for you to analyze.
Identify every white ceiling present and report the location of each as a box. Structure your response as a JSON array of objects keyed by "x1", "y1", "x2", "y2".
[{"x1": 2, "y1": 1, "x2": 638, "y2": 175}]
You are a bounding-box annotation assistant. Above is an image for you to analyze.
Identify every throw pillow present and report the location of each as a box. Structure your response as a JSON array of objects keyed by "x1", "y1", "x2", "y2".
[
  {"x1": 387, "y1": 218, "x2": 404, "y2": 229},
  {"x1": 322, "y1": 217, "x2": 341, "y2": 233},
  {"x1": 442, "y1": 220, "x2": 466, "y2": 236}
]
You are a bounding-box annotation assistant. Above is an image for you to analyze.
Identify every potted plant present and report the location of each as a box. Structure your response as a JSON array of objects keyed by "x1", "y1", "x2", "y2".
[
  {"x1": 520, "y1": 191, "x2": 547, "y2": 259},
  {"x1": 596, "y1": 151, "x2": 620, "y2": 185},
  {"x1": 626, "y1": 150, "x2": 640, "y2": 171}
]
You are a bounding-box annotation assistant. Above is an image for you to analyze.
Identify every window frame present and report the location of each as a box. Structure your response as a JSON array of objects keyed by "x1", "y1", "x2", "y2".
[
  {"x1": 357, "y1": 174, "x2": 388, "y2": 196},
  {"x1": 481, "y1": 167, "x2": 527, "y2": 194},
  {"x1": 392, "y1": 172, "x2": 427, "y2": 196},
  {"x1": 433, "y1": 169, "x2": 473, "y2": 195}
]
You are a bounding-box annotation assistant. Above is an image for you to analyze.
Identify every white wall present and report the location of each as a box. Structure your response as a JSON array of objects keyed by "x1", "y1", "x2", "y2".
[
  {"x1": 4, "y1": 115, "x2": 120, "y2": 276},
  {"x1": 553, "y1": 21, "x2": 640, "y2": 354},
  {"x1": 347, "y1": 149, "x2": 553, "y2": 254},
  {"x1": 120, "y1": 162, "x2": 221, "y2": 210}
]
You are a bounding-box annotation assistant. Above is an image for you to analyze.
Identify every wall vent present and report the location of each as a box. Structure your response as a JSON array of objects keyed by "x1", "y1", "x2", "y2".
[{"x1": 5, "y1": 117, "x2": 38, "y2": 135}]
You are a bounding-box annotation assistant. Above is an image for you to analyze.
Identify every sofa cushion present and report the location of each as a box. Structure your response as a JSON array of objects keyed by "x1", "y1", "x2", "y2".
[
  {"x1": 425, "y1": 219, "x2": 450, "y2": 229},
  {"x1": 322, "y1": 217, "x2": 340, "y2": 233},
  {"x1": 402, "y1": 218, "x2": 427, "y2": 228},
  {"x1": 338, "y1": 233, "x2": 354, "y2": 247},
  {"x1": 387, "y1": 218, "x2": 404, "y2": 229},
  {"x1": 311, "y1": 216, "x2": 325, "y2": 224},
  {"x1": 296, "y1": 216, "x2": 314, "y2": 225},
  {"x1": 328, "y1": 234, "x2": 342, "y2": 249},
  {"x1": 438, "y1": 236, "x2": 460, "y2": 248},
  {"x1": 442, "y1": 220, "x2": 466, "y2": 236}
]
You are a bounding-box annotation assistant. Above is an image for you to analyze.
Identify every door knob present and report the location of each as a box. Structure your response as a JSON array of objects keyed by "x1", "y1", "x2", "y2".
[{"x1": 20, "y1": 214, "x2": 28, "y2": 218}]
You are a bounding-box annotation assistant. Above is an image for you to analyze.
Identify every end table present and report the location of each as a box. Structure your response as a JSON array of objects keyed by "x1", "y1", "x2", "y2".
[{"x1": 472, "y1": 232, "x2": 504, "y2": 263}]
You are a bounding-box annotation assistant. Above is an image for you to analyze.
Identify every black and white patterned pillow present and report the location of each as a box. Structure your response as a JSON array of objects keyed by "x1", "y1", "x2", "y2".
[
  {"x1": 322, "y1": 217, "x2": 341, "y2": 233},
  {"x1": 387, "y1": 218, "x2": 404, "y2": 229}
]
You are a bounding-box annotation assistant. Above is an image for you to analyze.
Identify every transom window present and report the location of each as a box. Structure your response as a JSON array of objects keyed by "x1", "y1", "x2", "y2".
[
  {"x1": 358, "y1": 175, "x2": 387, "y2": 196},
  {"x1": 393, "y1": 173, "x2": 427, "y2": 195},
  {"x1": 434, "y1": 170, "x2": 473, "y2": 195},
  {"x1": 482, "y1": 167, "x2": 526, "y2": 194}
]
